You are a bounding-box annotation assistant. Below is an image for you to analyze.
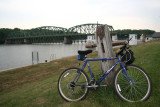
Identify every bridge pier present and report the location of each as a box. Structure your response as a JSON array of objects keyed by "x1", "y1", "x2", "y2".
[
  {"x1": 5, "y1": 40, "x2": 12, "y2": 44},
  {"x1": 5, "y1": 39, "x2": 17, "y2": 44},
  {"x1": 24, "y1": 39, "x2": 31, "y2": 44},
  {"x1": 63, "y1": 37, "x2": 72, "y2": 44}
]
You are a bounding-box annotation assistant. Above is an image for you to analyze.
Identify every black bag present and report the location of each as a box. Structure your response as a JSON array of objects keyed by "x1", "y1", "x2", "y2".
[{"x1": 121, "y1": 49, "x2": 135, "y2": 64}]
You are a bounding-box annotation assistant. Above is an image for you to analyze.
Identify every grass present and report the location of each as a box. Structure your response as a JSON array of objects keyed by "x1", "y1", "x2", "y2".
[{"x1": 0, "y1": 40, "x2": 160, "y2": 107}]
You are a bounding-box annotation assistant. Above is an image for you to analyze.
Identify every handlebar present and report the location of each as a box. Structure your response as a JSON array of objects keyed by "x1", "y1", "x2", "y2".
[{"x1": 116, "y1": 38, "x2": 132, "y2": 57}]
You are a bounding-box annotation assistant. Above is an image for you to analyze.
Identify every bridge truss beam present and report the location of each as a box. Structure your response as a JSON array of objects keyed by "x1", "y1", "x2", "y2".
[{"x1": 6, "y1": 23, "x2": 114, "y2": 44}]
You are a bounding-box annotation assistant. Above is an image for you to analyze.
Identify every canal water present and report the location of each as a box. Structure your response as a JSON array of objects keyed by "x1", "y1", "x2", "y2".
[{"x1": 0, "y1": 43, "x2": 86, "y2": 72}]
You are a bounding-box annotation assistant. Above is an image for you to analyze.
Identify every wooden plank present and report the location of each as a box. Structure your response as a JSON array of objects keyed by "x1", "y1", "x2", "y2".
[{"x1": 85, "y1": 41, "x2": 124, "y2": 48}]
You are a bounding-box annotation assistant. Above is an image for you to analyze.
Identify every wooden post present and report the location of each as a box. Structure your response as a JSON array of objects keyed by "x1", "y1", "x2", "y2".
[
  {"x1": 95, "y1": 24, "x2": 115, "y2": 85},
  {"x1": 142, "y1": 33, "x2": 146, "y2": 42}
]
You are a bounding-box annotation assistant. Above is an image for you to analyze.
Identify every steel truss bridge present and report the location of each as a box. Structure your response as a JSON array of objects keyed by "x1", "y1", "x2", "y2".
[{"x1": 6, "y1": 23, "x2": 114, "y2": 44}]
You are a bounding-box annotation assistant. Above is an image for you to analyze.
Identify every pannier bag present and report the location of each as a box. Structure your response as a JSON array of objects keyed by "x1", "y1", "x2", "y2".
[{"x1": 121, "y1": 49, "x2": 135, "y2": 64}]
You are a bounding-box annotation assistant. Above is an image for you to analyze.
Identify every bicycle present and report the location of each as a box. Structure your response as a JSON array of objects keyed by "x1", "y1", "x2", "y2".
[{"x1": 58, "y1": 39, "x2": 152, "y2": 102}]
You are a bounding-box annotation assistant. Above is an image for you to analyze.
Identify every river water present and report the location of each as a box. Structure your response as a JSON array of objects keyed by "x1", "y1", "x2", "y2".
[{"x1": 0, "y1": 43, "x2": 86, "y2": 72}]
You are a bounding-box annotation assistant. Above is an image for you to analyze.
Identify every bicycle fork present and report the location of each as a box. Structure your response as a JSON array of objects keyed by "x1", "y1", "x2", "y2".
[{"x1": 122, "y1": 66, "x2": 135, "y2": 84}]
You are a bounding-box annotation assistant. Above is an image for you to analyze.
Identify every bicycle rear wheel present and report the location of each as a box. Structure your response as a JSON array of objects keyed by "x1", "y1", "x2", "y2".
[
  {"x1": 58, "y1": 68, "x2": 89, "y2": 101},
  {"x1": 114, "y1": 65, "x2": 152, "y2": 102}
]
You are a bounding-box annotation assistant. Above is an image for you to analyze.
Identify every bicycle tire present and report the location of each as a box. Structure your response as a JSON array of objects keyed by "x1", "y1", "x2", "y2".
[
  {"x1": 114, "y1": 65, "x2": 152, "y2": 102},
  {"x1": 58, "y1": 67, "x2": 89, "y2": 101}
]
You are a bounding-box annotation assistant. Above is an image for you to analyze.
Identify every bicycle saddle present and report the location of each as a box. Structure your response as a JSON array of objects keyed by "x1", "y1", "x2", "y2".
[{"x1": 78, "y1": 50, "x2": 92, "y2": 55}]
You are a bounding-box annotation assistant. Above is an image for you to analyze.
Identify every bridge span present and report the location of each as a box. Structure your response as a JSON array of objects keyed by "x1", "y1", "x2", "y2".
[{"x1": 6, "y1": 23, "x2": 114, "y2": 44}]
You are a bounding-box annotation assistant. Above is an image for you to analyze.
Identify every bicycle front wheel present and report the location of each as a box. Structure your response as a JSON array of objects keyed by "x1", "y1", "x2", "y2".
[
  {"x1": 58, "y1": 68, "x2": 89, "y2": 101},
  {"x1": 114, "y1": 65, "x2": 152, "y2": 102}
]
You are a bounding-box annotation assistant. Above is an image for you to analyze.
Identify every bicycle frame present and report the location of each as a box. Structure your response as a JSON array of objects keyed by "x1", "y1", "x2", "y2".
[{"x1": 72, "y1": 56, "x2": 134, "y2": 87}]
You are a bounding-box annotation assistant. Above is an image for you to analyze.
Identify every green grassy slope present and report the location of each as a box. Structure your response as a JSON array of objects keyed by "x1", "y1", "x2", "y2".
[{"x1": 0, "y1": 40, "x2": 160, "y2": 107}]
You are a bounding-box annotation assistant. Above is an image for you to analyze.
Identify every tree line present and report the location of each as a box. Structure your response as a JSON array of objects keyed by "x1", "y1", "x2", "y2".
[
  {"x1": 0, "y1": 28, "x2": 14, "y2": 44},
  {"x1": 111, "y1": 29, "x2": 155, "y2": 40},
  {"x1": 0, "y1": 28, "x2": 155, "y2": 44}
]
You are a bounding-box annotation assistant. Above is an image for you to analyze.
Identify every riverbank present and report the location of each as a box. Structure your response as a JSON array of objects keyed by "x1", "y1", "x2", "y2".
[{"x1": 0, "y1": 40, "x2": 160, "y2": 106}]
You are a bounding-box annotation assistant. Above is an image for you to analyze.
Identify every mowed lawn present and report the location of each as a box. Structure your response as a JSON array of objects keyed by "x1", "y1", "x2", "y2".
[{"x1": 0, "y1": 40, "x2": 160, "y2": 107}]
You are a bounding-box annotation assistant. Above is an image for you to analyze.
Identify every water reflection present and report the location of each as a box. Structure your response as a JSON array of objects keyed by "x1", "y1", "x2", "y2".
[{"x1": 0, "y1": 44, "x2": 86, "y2": 72}]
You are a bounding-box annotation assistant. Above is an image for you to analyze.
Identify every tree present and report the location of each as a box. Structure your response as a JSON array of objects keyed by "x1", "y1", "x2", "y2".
[{"x1": 0, "y1": 28, "x2": 13, "y2": 44}]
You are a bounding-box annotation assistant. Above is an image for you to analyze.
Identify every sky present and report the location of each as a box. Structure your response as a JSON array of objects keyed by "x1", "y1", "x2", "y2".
[{"x1": 0, "y1": 0, "x2": 160, "y2": 31}]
